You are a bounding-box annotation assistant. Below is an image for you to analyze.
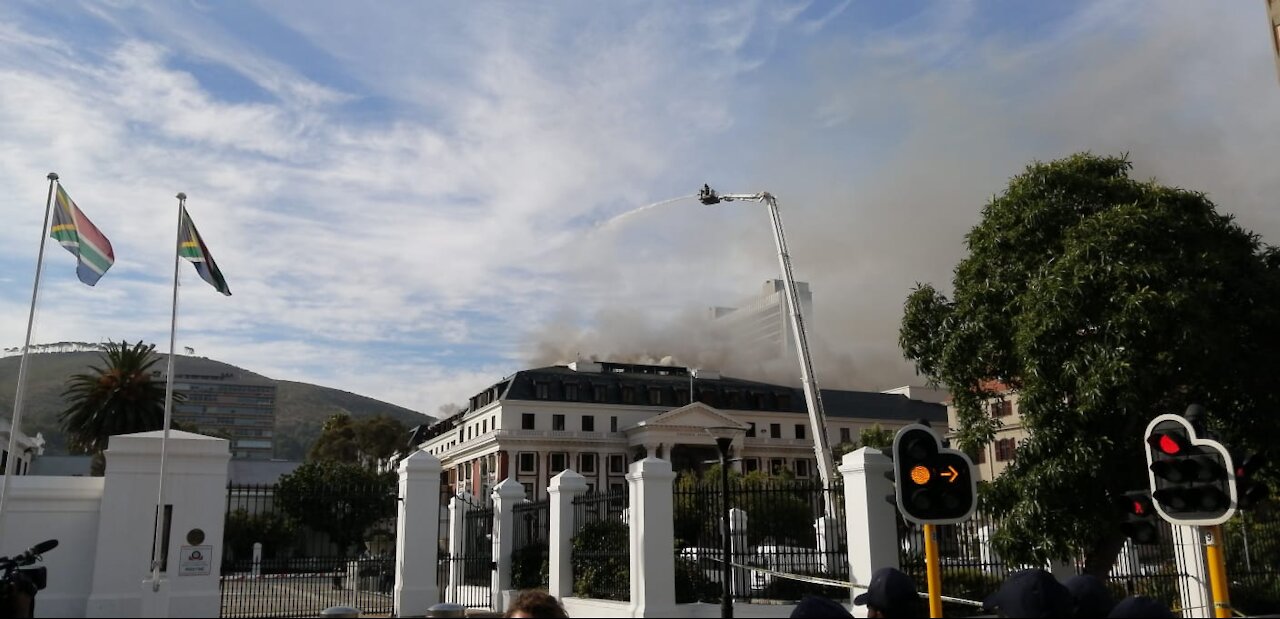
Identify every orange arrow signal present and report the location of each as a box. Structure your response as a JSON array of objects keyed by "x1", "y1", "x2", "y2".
[{"x1": 940, "y1": 465, "x2": 960, "y2": 483}]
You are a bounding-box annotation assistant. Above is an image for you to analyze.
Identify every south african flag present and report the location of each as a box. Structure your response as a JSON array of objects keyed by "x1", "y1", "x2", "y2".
[
  {"x1": 179, "y1": 206, "x2": 231, "y2": 296},
  {"x1": 50, "y1": 185, "x2": 115, "y2": 286}
]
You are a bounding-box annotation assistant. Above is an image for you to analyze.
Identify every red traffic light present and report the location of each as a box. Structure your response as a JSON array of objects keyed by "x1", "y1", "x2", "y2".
[{"x1": 1149, "y1": 432, "x2": 1190, "y2": 456}]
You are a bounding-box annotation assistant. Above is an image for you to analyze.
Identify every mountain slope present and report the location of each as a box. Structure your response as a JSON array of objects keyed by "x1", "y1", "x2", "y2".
[{"x1": 0, "y1": 350, "x2": 432, "y2": 457}]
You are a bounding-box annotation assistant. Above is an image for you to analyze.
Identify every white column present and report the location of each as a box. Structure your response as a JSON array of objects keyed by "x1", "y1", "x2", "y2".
[
  {"x1": 1173, "y1": 525, "x2": 1211, "y2": 618},
  {"x1": 86, "y1": 430, "x2": 230, "y2": 619},
  {"x1": 628, "y1": 457, "x2": 676, "y2": 618},
  {"x1": 394, "y1": 450, "x2": 441, "y2": 617},
  {"x1": 548, "y1": 470, "x2": 587, "y2": 600},
  {"x1": 729, "y1": 508, "x2": 748, "y2": 598},
  {"x1": 839, "y1": 448, "x2": 899, "y2": 619},
  {"x1": 491, "y1": 478, "x2": 525, "y2": 611}
]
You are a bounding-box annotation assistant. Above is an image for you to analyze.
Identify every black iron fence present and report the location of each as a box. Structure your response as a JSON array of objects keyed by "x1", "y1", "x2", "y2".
[
  {"x1": 220, "y1": 481, "x2": 396, "y2": 618},
  {"x1": 1222, "y1": 507, "x2": 1280, "y2": 615},
  {"x1": 571, "y1": 487, "x2": 630, "y2": 601},
  {"x1": 512, "y1": 497, "x2": 551, "y2": 589},
  {"x1": 673, "y1": 475, "x2": 848, "y2": 605},
  {"x1": 443, "y1": 493, "x2": 494, "y2": 609}
]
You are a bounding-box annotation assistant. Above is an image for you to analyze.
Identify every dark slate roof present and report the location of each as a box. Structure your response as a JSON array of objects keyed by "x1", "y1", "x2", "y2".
[{"x1": 819, "y1": 389, "x2": 945, "y2": 422}]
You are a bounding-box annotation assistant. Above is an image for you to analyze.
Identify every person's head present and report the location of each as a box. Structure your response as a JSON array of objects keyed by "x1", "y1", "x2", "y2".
[
  {"x1": 1106, "y1": 595, "x2": 1175, "y2": 618},
  {"x1": 790, "y1": 595, "x2": 853, "y2": 618},
  {"x1": 1065, "y1": 574, "x2": 1115, "y2": 617},
  {"x1": 983, "y1": 569, "x2": 1073, "y2": 618},
  {"x1": 505, "y1": 589, "x2": 568, "y2": 619},
  {"x1": 853, "y1": 567, "x2": 922, "y2": 618}
]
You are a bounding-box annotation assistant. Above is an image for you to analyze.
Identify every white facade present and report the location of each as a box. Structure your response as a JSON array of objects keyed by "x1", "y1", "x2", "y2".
[
  {"x1": 0, "y1": 417, "x2": 45, "y2": 476},
  {"x1": 415, "y1": 361, "x2": 946, "y2": 500}
]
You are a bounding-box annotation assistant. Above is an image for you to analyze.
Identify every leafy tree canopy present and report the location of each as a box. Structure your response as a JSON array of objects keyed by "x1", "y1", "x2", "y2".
[
  {"x1": 898, "y1": 153, "x2": 1280, "y2": 575},
  {"x1": 274, "y1": 460, "x2": 396, "y2": 556},
  {"x1": 59, "y1": 339, "x2": 180, "y2": 454},
  {"x1": 308, "y1": 413, "x2": 409, "y2": 467}
]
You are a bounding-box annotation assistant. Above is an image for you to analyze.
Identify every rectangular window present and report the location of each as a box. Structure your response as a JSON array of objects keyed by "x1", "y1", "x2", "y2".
[
  {"x1": 610, "y1": 416, "x2": 618, "y2": 432},
  {"x1": 839, "y1": 427, "x2": 851, "y2": 444},
  {"x1": 675, "y1": 389, "x2": 689, "y2": 405},
  {"x1": 536, "y1": 383, "x2": 549, "y2": 399},
  {"x1": 582, "y1": 416, "x2": 595, "y2": 432},
  {"x1": 608, "y1": 454, "x2": 626, "y2": 475},
  {"x1": 518, "y1": 452, "x2": 537, "y2": 474},
  {"x1": 594, "y1": 385, "x2": 607, "y2": 402},
  {"x1": 553, "y1": 414, "x2": 565, "y2": 431},
  {"x1": 744, "y1": 458, "x2": 760, "y2": 473},
  {"x1": 795, "y1": 424, "x2": 806, "y2": 440},
  {"x1": 770, "y1": 458, "x2": 785, "y2": 475},
  {"x1": 481, "y1": 419, "x2": 487, "y2": 433},
  {"x1": 622, "y1": 387, "x2": 636, "y2": 404},
  {"x1": 565, "y1": 383, "x2": 579, "y2": 401},
  {"x1": 746, "y1": 422, "x2": 756, "y2": 438},
  {"x1": 648, "y1": 387, "x2": 663, "y2": 405},
  {"x1": 522, "y1": 413, "x2": 535, "y2": 430},
  {"x1": 794, "y1": 460, "x2": 811, "y2": 478},
  {"x1": 776, "y1": 393, "x2": 791, "y2": 409},
  {"x1": 550, "y1": 452, "x2": 568, "y2": 473},
  {"x1": 580, "y1": 453, "x2": 597, "y2": 474},
  {"x1": 770, "y1": 423, "x2": 781, "y2": 438},
  {"x1": 973, "y1": 448, "x2": 986, "y2": 465},
  {"x1": 990, "y1": 400, "x2": 1013, "y2": 418},
  {"x1": 995, "y1": 438, "x2": 1016, "y2": 462}
]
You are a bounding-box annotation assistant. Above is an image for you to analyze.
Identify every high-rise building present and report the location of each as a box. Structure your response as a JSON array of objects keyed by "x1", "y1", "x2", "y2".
[
  {"x1": 709, "y1": 279, "x2": 814, "y2": 360},
  {"x1": 157, "y1": 358, "x2": 278, "y2": 460}
]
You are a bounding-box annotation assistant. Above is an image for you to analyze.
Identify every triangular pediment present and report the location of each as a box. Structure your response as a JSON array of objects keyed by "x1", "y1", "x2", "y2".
[{"x1": 630, "y1": 402, "x2": 748, "y2": 431}]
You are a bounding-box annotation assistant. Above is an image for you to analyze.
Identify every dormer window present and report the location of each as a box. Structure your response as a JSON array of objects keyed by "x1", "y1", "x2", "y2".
[
  {"x1": 535, "y1": 382, "x2": 549, "y2": 400},
  {"x1": 565, "y1": 383, "x2": 579, "y2": 401},
  {"x1": 622, "y1": 387, "x2": 636, "y2": 404},
  {"x1": 648, "y1": 387, "x2": 663, "y2": 405}
]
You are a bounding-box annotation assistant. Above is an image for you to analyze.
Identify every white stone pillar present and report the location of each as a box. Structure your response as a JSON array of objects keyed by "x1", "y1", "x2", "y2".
[
  {"x1": 548, "y1": 470, "x2": 587, "y2": 600},
  {"x1": 86, "y1": 430, "x2": 230, "y2": 619},
  {"x1": 1173, "y1": 525, "x2": 1211, "y2": 618},
  {"x1": 447, "y1": 492, "x2": 472, "y2": 603},
  {"x1": 395, "y1": 450, "x2": 442, "y2": 617},
  {"x1": 839, "y1": 448, "x2": 899, "y2": 619},
  {"x1": 491, "y1": 478, "x2": 525, "y2": 611},
  {"x1": 815, "y1": 515, "x2": 837, "y2": 572},
  {"x1": 628, "y1": 457, "x2": 676, "y2": 618}
]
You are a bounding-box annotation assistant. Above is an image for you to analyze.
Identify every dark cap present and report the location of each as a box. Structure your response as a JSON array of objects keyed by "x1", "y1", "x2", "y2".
[
  {"x1": 983, "y1": 569, "x2": 1073, "y2": 618},
  {"x1": 853, "y1": 567, "x2": 920, "y2": 615},
  {"x1": 1065, "y1": 574, "x2": 1114, "y2": 617},
  {"x1": 790, "y1": 595, "x2": 853, "y2": 618},
  {"x1": 1106, "y1": 595, "x2": 1175, "y2": 618}
]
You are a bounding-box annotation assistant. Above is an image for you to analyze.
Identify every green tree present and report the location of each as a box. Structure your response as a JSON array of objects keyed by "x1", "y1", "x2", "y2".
[
  {"x1": 308, "y1": 413, "x2": 359, "y2": 463},
  {"x1": 354, "y1": 414, "x2": 409, "y2": 464},
  {"x1": 59, "y1": 340, "x2": 180, "y2": 455},
  {"x1": 898, "y1": 153, "x2": 1280, "y2": 576},
  {"x1": 274, "y1": 461, "x2": 396, "y2": 556},
  {"x1": 833, "y1": 423, "x2": 895, "y2": 460}
]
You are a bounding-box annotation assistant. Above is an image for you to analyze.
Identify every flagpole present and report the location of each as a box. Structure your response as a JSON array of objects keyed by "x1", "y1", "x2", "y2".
[
  {"x1": 0, "y1": 172, "x2": 60, "y2": 547},
  {"x1": 149, "y1": 192, "x2": 185, "y2": 589}
]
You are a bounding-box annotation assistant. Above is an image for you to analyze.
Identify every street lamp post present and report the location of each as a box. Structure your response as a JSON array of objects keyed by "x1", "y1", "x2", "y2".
[{"x1": 707, "y1": 426, "x2": 741, "y2": 619}]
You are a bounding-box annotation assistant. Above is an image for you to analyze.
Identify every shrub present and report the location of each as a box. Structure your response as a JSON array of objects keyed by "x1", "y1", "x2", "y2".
[{"x1": 572, "y1": 518, "x2": 628, "y2": 600}]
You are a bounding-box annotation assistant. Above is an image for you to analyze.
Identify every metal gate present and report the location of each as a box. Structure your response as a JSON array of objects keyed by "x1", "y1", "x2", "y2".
[
  {"x1": 443, "y1": 493, "x2": 494, "y2": 609},
  {"x1": 220, "y1": 480, "x2": 397, "y2": 618}
]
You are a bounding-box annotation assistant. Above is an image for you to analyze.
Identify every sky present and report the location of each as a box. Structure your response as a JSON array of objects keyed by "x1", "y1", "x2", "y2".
[{"x1": 1, "y1": 1, "x2": 1277, "y2": 419}]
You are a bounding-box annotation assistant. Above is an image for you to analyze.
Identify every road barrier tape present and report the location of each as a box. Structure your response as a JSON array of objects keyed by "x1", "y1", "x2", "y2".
[{"x1": 724, "y1": 560, "x2": 985, "y2": 608}]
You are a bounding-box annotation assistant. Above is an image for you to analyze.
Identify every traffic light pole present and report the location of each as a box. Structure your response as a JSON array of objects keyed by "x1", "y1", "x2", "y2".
[
  {"x1": 923, "y1": 524, "x2": 942, "y2": 618},
  {"x1": 1203, "y1": 525, "x2": 1231, "y2": 618}
]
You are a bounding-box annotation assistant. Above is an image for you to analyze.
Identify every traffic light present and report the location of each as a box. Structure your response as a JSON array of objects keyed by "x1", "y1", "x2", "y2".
[
  {"x1": 891, "y1": 424, "x2": 977, "y2": 525},
  {"x1": 1143, "y1": 411, "x2": 1236, "y2": 526},
  {"x1": 1234, "y1": 452, "x2": 1270, "y2": 510},
  {"x1": 1117, "y1": 490, "x2": 1159, "y2": 545}
]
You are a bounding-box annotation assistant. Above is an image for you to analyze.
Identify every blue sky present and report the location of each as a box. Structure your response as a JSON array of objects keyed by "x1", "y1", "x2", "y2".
[{"x1": 1, "y1": 2, "x2": 1277, "y2": 417}]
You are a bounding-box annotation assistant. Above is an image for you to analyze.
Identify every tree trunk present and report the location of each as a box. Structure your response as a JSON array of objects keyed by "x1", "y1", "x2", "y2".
[{"x1": 1083, "y1": 531, "x2": 1127, "y2": 578}]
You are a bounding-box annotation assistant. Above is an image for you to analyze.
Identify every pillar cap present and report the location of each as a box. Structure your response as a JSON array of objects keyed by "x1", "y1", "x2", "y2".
[
  {"x1": 399, "y1": 449, "x2": 442, "y2": 474},
  {"x1": 549, "y1": 469, "x2": 588, "y2": 493}
]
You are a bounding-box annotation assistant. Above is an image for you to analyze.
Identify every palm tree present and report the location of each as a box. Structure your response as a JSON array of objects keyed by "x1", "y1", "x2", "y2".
[{"x1": 59, "y1": 339, "x2": 173, "y2": 454}]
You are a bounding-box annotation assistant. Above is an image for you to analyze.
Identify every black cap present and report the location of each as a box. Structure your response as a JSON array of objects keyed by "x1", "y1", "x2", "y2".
[
  {"x1": 983, "y1": 569, "x2": 1073, "y2": 618},
  {"x1": 853, "y1": 567, "x2": 920, "y2": 615},
  {"x1": 1106, "y1": 595, "x2": 1175, "y2": 618},
  {"x1": 790, "y1": 596, "x2": 853, "y2": 618},
  {"x1": 1065, "y1": 574, "x2": 1115, "y2": 617}
]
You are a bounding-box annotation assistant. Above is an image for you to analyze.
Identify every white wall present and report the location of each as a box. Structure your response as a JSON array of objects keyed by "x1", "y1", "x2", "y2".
[{"x1": 0, "y1": 475, "x2": 105, "y2": 618}]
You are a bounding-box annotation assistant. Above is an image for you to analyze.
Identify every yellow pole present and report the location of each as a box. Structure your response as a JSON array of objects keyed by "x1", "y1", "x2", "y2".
[
  {"x1": 1203, "y1": 525, "x2": 1231, "y2": 618},
  {"x1": 924, "y1": 523, "x2": 943, "y2": 618}
]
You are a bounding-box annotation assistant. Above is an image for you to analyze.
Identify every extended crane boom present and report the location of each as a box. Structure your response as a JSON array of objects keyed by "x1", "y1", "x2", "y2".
[{"x1": 698, "y1": 185, "x2": 835, "y2": 493}]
